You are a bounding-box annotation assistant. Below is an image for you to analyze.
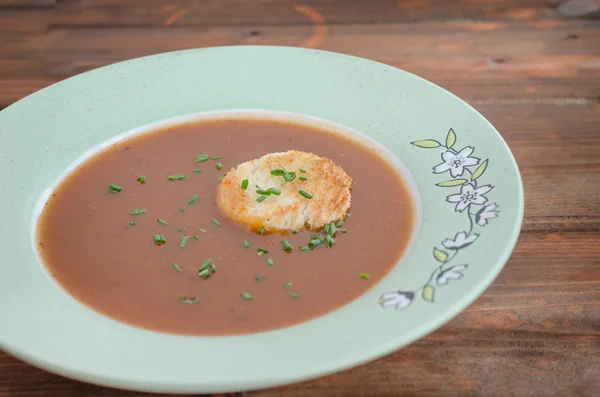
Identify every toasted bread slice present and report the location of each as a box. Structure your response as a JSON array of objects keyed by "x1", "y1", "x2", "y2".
[{"x1": 217, "y1": 150, "x2": 352, "y2": 232}]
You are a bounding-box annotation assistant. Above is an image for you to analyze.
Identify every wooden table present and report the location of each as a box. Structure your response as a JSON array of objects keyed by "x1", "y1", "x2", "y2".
[{"x1": 1, "y1": 0, "x2": 599, "y2": 396}]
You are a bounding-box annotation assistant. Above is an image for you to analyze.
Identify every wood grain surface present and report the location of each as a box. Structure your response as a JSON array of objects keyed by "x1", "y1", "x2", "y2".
[{"x1": 1, "y1": 0, "x2": 599, "y2": 396}]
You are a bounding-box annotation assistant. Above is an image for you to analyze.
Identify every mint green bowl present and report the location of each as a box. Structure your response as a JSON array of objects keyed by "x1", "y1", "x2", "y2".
[{"x1": 0, "y1": 46, "x2": 523, "y2": 393}]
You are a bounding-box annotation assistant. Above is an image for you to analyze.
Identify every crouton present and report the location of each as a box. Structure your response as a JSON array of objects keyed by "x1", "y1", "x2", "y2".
[{"x1": 217, "y1": 150, "x2": 352, "y2": 232}]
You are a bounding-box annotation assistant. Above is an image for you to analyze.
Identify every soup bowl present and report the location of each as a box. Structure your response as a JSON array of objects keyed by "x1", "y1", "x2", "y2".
[{"x1": 0, "y1": 46, "x2": 523, "y2": 393}]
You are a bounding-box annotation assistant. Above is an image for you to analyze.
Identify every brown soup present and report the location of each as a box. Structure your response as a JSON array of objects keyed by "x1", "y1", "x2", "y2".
[{"x1": 37, "y1": 115, "x2": 415, "y2": 335}]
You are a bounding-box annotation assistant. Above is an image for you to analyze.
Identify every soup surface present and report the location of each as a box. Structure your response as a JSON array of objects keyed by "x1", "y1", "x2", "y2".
[{"x1": 37, "y1": 115, "x2": 415, "y2": 335}]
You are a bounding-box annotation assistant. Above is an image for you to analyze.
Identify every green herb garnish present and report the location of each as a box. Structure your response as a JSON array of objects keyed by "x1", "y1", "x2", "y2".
[
  {"x1": 193, "y1": 168, "x2": 201, "y2": 173},
  {"x1": 298, "y1": 190, "x2": 312, "y2": 199},
  {"x1": 137, "y1": 176, "x2": 146, "y2": 184},
  {"x1": 241, "y1": 179, "x2": 249, "y2": 190},
  {"x1": 212, "y1": 218, "x2": 221, "y2": 226},
  {"x1": 257, "y1": 195, "x2": 267, "y2": 203},
  {"x1": 281, "y1": 240, "x2": 292, "y2": 252},
  {"x1": 339, "y1": 228, "x2": 348, "y2": 233},
  {"x1": 153, "y1": 234, "x2": 166, "y2": 245},
  {"x1": 267, "y1": 187, "x2": 281, "y2": 196},
  {"x1": 180, "y1": 235, "x2": 188, "y2": 249},
  {"x1": 290, "y1": 293, "x2": 299, "y2": 299},
  {"x1": 172, "y1": 263, "x2": 183, "y2": 272},
  {"x1": 157, "y1": 218, "x2": 169, "y2": 226},
  {"x1": 192, "y1": 235, "x2": 199, "y2": 241},
  {"x1": 271, "y1": 166, "x2": 296, "y2": 182},
  {"x1": 200, "y1": 258, "x2": 212, "y2": 271},
  {"x1": 325, "y1": 234, "x2": 334, "y2": 248},
  {"x1": 299, "y1": 168, "x2": 307, "y2": 173},
  {"x1": 216, "y1": 162, "x2": 223, "y2": 170},
  {"x1": 243, "y1": 240, "x2": 250, "y2": 248},
  {"x1": 259, "y1": 227, "x2": 265, "y2": 235},
  {"x1": 329, "y1": 222, "x2": 337, "y2": 236},
  {"x1": 266, "y1": 257, "x2": 274, "y2": 266},
  {"x1": 179, "y1": 295, "x2": 199, "y2": 304},
  {"x1": 188, "y1": 194, "x2": 201, "y2": 204},
  {"x1": 179, "y1": 208, "x2": 185, "y2": 212},
  {"x1": 167, "y1": 174, "x2": 186, "y2": 181},
  {"x1": 210, "y1": 156, "x2": 221, "y2": 160},
  {"x1": 129, "y1": 221, "x2": 136, "y2": 226},
  {"x1": 299, "y1": 176, "x2": 307, "y2": 181},
  {"x1": 360, "y1": 273, "x2": 370, "y2": 279},
  {"x1": 284, "y1": 282, "x2": 293, "y2": 289},
  {"x1": 257, "y1": 248, "x2": 268, "y2": 256},
  {"x1": 256, "y1": 274, "x2": 264, "y2": 281},
  {"x1": 324, "y1": 223, "x2": 330, "y2": 235},
  {"x1": 256, "y1": 189, "x2": 271, "y2": 195},
  {"x1": 241, "y1": 292, "x2": 254, "y2": 301},
  {"x1": 299, "y1": 246, "x2": 312, "y2": 251},
  {"x1": 194, "y1": 155, "x2": 209, "y2": 162},
  {"x1": 336, "y1": 220, "x2": 344, "y2": 228},
  {"x1": 292, "y1": 230, "x2": 302, "y2": 234},
  {"x1": 198, "y1": 258, "x2": 215, "y2": 279},
  {"x1": 309, "y1": 237, "x2": 324, "y2": 248},
  {"x1": 177, "y1": 228, "x2": 184, "y2": 232},
  {"x1": 108, "y1": 184, "x2": 122, "y2": 193},
  {"x1": 199, "y1": 228, "x2": 207, "y2": 233}
]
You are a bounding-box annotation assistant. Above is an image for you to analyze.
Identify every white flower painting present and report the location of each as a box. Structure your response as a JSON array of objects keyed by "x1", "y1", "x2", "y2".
[
  {"x1": 476, "y1": 203, "x2": 500, "y2": 226},
  {"x1": 446, "y1": 183, "x2": 493, "y2": 212},
  {"x1": 433, "y1": 146, "x2": 480, "y2": 177},
  {"x1": 380, "y1": 129, "x2": 500, "y2": 310}
]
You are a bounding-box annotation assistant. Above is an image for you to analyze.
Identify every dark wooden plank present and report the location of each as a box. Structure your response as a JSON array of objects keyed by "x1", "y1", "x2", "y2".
[{"x1": 47, "y1": 0, "x2": 591, "y2": 27}]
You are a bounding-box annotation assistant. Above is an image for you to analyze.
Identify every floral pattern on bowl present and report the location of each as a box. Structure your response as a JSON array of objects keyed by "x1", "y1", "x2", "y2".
[{"x1": 380, "y1": 128, "x2": 500, "y2": 310}]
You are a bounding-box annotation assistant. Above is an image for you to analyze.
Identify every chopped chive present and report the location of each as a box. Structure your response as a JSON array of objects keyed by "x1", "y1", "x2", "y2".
[
  {"x1": 167, "y1": 174, "x2": 186, "y2": 181},
  {"x1": 309, "y1": 237, "x2": 324, "y2": 248},
  {"x1": 260, "y1": 227, "x2": 265, "y2": 235},
  {"x1": 177, "y1": 228, "x2": 184, "y2": 232},
  {"x1": 299, "y1": 176, "x2": 307, "y2": 181},
  {"x1": 270, "y1": 169, "x2": 286, "y2": 176},
  {"x1": 325, "y1": 234, "x2": 334, "y2": 248},
  {"x1": 360, "y1": 273, "x2": 370, "y2": 279},
  {"x1": 298, "y1": 190, "x2": 312, "y2": 199},
  {"x1": 193, "y1": 168, "x2": 201, "y2": 173},
  {"x1": 257, "y1": 195, "x2": 267, "y2": 203},
  {"x1": 299, "y1": 246, "x2": 312, "y2": 251},
  {"x1": 241, "y1": 179, "x2": 249, "y2": 190},
  {"x1": 336, "y1": 220, "x2": 344, "y2": 228},
  {"x1": 212, "y1": 218, "x2": 221, "y2": 226},
  {"x1": 339, "y1": 228, "x2": 348, "y2": 233},
  {"x1": 267, "y1": 187, "x2": 281, "y2": 196},
  {"x1": 137, "y1": 176, "x2": 146, "y2": 184},
  {"x1": 281, "y1": 240, "x2": 293, "y2": 252},
  {"x1": 299, "y1": 168, "x2": 307, "y2": 173},
  {"x1": 130, "y1": 208, "x2": 147, "y2": 216},
  {"x1": 108, "y1": 184, "x2": 122, "y2": 193},
  {"x1": 266, "y1": 257, "x2": 274, "y2": 267},
  {"x1": 200, "y1": 258, "x2": 212, "y2": 271},
  {"x1": 172, "y1": 263, "x2": 183, "y2": 272},
  {"x1": 256, "y1": 274, "x2": 264, "y2": 281},
  {"x1": 153, "y1": 234, "x2": 166, "y2": 245},
  {"x1": 157, "y1": 218, "x2": 169, "y2": 226},
  {"x1": 192, "y1": 235, "x2": 199, "y2": 241},
  {"x1": 129, "y1": 221, "x2": 136, "y2": 226},
  {"x1": 188, "y1": 194, "x2": 201, "y2": 204},
  {"x1": 284, "y1": 282, "x2": 293, "y2": 289},
  {"x1": 256, "y1": 189, "x2": 271, "y2": 195},
  {"x1": 199, "y1": 228, "x2": 207, "y2": 233},
  {"x1": 329, "y1": 222, "x2": 337, "y2": 236},
  {"x1": 290, "y1": 293, "x2": 299, "y2": 299},
  {"x1": 198, "y1": 269, "x2": 211, "y2": 279},
  {"x1": 243, "y1": 240, "x2": 250, "y2": 248},
  {"x1": 324, "y1": 223, "x2": 330, "y2": 235},
  {"x1": 210, "y1": 156, "x2": 221, "y2": 160},
  {"x1": 216, "y1": 162, "x2": 223, "y2": 170},
  {"x1": 293, "y1": 230, "x2": 302, "y2": 234},
  {"x1": 194, "y1": 155, "x2": 209, "y2": 162},
  {"x1": 179, "y1": 295, "x2": 199, "y2": 304},
  {"x1": 241, "y1": 292, "x2": 254, "y2": 301},
  {"x1": 257, "y1": 248, "x2": 268, "y2": 256},
  {"x1": 179, "y1": 208, "x2": 185, "y2": 212},
  {"x1": 180, "y1": 235, "x2": 188, "y2": 249}
]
